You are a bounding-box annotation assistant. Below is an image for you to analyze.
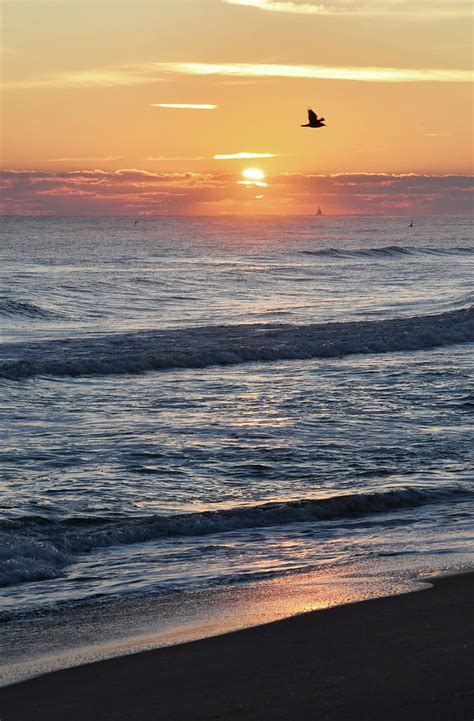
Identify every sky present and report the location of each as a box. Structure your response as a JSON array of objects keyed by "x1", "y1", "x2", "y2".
[{"x1": 1, "y1": 0, "x2": 473, "y2": 215}]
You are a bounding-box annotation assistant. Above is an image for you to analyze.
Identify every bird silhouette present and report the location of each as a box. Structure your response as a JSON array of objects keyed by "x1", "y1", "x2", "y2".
[{"x1": 301, "y1": 108, "x2": 326, "y2": 128}]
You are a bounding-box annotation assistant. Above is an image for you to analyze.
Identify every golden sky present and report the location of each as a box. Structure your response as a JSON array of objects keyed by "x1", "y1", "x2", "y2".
[{"x1": 1, "y1": 0, "x2": 473, "y2": 214}]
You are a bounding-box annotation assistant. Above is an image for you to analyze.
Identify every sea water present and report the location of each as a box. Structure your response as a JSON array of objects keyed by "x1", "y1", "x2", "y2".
[{"x1": 1, "y1": 215, "x2": 473, "y2": 683}]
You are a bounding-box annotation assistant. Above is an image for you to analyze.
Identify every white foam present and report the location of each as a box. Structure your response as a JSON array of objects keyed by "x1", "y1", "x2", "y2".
[
  {"x1": 1, "y1": 486, "x2": 470, "y2": 588},
  {"x1": 0, "y1": 306, "x2": 472, "y2": 380}
]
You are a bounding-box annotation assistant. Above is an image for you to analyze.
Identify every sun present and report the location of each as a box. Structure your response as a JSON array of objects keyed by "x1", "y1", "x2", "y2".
[
  {"x1": 237, "y1": 167, "x2": 268, "y2": 188},
  {"x1": 242, "y1": 167, "x2": 265, "y2": 181}
]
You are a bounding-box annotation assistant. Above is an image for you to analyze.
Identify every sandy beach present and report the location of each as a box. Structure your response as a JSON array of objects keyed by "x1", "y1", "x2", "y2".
[{"x1": 1, "y1": 572, "x2": 473, "y2": 721}]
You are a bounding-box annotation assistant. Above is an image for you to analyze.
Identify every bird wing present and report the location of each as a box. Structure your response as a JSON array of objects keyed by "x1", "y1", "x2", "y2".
[{"x1": 308, "y1": 108, "x2": 318, "y2": 124}]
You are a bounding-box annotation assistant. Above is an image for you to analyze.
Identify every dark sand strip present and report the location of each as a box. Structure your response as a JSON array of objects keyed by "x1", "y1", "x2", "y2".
[{"x1": 1, "y1": 573, "x2": 473, "y2": 721}]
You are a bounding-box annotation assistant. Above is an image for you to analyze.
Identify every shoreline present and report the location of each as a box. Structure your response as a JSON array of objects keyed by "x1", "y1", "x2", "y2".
[
  {"x1": 1, "y1": 571, "x2": 473, "y2": 720},
  {"x1": 1, "y1": 563, "x2": 429, "y2": 688}
]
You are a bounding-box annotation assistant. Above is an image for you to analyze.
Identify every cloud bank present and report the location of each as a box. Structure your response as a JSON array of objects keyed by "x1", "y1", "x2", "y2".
[{"x1": 1, "y1": 168, "x2": 472, "y2": 215}]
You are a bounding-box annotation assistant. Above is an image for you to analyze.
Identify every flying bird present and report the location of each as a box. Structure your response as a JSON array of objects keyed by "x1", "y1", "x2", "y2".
[{"x1": 301, "y1": 108, "x2": 326, "y2": 128}]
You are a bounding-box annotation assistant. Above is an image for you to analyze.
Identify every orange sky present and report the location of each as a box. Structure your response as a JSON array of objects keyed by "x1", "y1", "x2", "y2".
[{"x1": 1, "y1": 0, "x2": 473, "y2": 214}]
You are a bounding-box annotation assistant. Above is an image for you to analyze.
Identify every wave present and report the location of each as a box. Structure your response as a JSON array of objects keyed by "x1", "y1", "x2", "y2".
[
  {"x1": 0, "y1": 298, "x2": 61, "y2": 320},
  {"x1": 0, "y1": 306, "x2": 472, "y2": 380},
  {"x1": 299, "y1": 245, "x2": 474, "y2": 259},
  {"x1": 1, "y1": 486, "x2": 470, "y2": 587}
]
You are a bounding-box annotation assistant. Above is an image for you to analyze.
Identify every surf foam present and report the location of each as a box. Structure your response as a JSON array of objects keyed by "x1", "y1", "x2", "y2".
[
  {"x1": 0, "y1": 306, "x2": 472, "y2": 380},
  {"x1": 1, "y1": 486, "x2": 470, "y2": 588}
]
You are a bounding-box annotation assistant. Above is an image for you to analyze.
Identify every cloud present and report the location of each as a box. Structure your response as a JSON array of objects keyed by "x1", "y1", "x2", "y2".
[
  {"x1": 237, "y1": 180, "x2": 268, "y2": 187},
  {"x1": 225, "y1": 0, "x2": 331, "y2": 14},
  {"x1": 0, "y1": 168, "x2": 231, "y2": 215},
  {"x1": 45, "y1": 156, "x2": 123, "y2": 162},
  {"x1": 224, "y1": 0, "x2": 473, "y2": 18},
  {"x1": 151, "y1": 103, "x2": 217, "y2": 109},
  {"x1": 157, "y1": 62, "x2": 472, "y2": 83},
  {"x1": 145, "y1": 156, "x2": 207, "y2": 161},
  {"x1": 145, "y1": 153, "x2": 278, "y2": 161},
  {"x1": 13, "y1": 0, "x2": 470, "y2": 15},
  {"x1": 2, "y1": 64, "x2": 167, "y2": 90},
  {"x1": 423, "y1": 133, "x2": 453, "y2": 137},
  {"x1": 1, "y1": 169, "x2": 472, "y2": 216},
  {"x1": 4, "y1": 60, "x2": 471, "y2": 91},
  {"x1": 214, "y1": 152, "x2": 278, "y2": 159}
]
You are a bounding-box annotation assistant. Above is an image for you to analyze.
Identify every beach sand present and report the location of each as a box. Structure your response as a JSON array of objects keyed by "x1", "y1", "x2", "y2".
[{"x1": 1, "y1": 572, "x2": 472, "y2": 721}]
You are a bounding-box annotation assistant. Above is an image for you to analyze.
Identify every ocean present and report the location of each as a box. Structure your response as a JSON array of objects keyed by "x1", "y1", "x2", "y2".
[{"x1": 1, "y1": 215, "x2": 473, "y2": 685}]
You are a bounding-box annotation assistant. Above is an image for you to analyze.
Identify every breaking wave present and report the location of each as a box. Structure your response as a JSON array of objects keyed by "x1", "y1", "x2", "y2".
[
  {"x1": 299, "y1": 245, "x2": 474, "y2": 258},
  {"x1": 0, "y1": 486, "x2": 470, "y2": 587},
  {"x1": 0, "y1": 306, "x2": 472, "y2": 380}
]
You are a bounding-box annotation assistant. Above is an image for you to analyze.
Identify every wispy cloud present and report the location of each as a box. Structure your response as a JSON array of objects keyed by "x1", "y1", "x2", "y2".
[
  {"x1": 225, "y1": 0, "x2": 332, "y2": 15},
  {"x1": 224, "y1": 0, "x2": 473, "y2": 18},
  {"x1": 4, "y1": 60, "x2": 471, "y2": 91},
  {"x1": 146, "y1": 153, "x2": 277, "y2": 161},
  {"x1": 214, "y1": 152, "x2": 278, "y2": 159},
  {"x1": 424, "y1": 133, "x2": 453, "y2": 137},
  {"x1": 2, "y1": 64, "x2": 166, "y2": 90},
  {"x1": 158, "y1": 62, "x2": 472, "y2": 83},
  {"x1": 16, "y1": 0, "x2": 469, "y2": 15},
  {"x1": 151, "y1": 103, "x2": 218, "y2": 110},
  {"x1": 45, "y1": 156, "x2": 123, "y2": 162},
  {"x1": 145, "y1": 156, "x2": 207, "y2": 161}
]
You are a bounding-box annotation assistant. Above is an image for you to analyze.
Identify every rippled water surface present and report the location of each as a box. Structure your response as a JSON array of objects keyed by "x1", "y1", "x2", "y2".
[{"x1": 1, "y1": 215, "x2": 473, "y2": 682}]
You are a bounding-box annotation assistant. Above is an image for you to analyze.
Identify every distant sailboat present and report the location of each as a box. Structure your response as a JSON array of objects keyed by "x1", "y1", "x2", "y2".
[{"x1": 316, "y1": 206, "x2": 322, "y2": 216}]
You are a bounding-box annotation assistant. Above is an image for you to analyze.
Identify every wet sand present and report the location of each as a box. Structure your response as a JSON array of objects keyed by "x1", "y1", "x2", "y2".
[{"x1": 1, "y1": 572, "x2": 473, "y2": 721}]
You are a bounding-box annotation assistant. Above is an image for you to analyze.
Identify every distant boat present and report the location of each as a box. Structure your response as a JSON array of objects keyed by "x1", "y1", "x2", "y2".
[{"x1": 316, "y1": 206, "x2": 322, "y2": 216}]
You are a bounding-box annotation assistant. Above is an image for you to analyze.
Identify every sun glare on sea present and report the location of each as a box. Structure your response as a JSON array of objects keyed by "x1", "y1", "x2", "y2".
[{"x1": 242, "y1": 168, "x2": 265, "y2": 181}]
